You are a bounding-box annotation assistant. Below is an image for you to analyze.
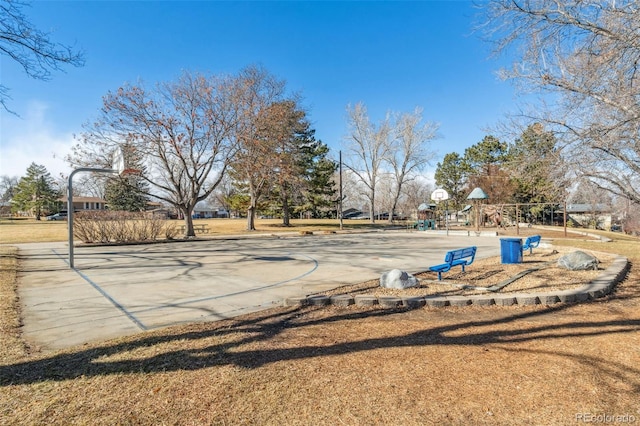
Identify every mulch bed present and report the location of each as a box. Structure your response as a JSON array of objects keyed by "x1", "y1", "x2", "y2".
[{"x1": 322, "y1": 247, "x2": 616, "y2": 299}]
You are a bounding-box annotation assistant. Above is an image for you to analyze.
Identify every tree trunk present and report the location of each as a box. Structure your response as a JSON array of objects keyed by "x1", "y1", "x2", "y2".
[
  {"x1": 369, "y1": 197, "x2": 375, "y2": 224},
  {"x1": 389, "y1": 181, "x2": 403, "y2": 223},
  {"x1": 281, "y1": 185, "x2": 290, "y2": 226},
  {"x1": 181, "y1": 206, "x2": 195, "y2": 237},
  {"x1": 246, "y1": 201, "x2": 256, "y2": 231}
]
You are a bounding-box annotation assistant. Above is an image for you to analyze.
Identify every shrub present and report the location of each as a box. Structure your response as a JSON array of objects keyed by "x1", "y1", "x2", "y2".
[{"x1": 74, "y1": 211, "x2": 174, "y2": 243}]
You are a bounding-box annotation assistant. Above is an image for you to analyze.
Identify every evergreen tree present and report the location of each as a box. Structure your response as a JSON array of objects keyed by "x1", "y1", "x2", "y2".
[
  {"x1": 104, "y1": 146, "x2": 149, "y2": 211},
  {"x1": 271, "y1": 101, "x2": 311, "y2": 226},
  {"x1": 463, "y1": 135, "x2": 514, "y2": 204},
  {"x1": 225, "y1": 193, "x2": 250, "y2": 218},
  {"x1": 104, "y1": 176, "x2": 149, "y2": 211},
  {"x1": 12, "y1": 163, "x2": 59, "y2": 219},
  {"x1": 434, "y1": 152, "x2": 470, "y2": 211},
  {"x1": 463, "y1": 135, "x2": 509, "y2": 175},
  {"x1": 240, "y1": 99, "x2": 337, "y2": 225},
  {"x1": 508, "y1": 123, "x2": 566, "y2": 204},
  {"x1": 296, "y1": 139, "x2": 337, "y2": 218}
]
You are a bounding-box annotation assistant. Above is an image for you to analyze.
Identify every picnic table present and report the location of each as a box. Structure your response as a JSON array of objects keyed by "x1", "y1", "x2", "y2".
[{"x1": 178, "y1": 224, "x2": 210, "y2": 234}]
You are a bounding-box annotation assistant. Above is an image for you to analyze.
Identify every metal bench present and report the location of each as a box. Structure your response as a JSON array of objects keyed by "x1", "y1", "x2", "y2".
[
  {"x1": 428, "y1": 246, "x2": 477, "y2": 281},
  {"x1": 522, "y1": 235, "x2": 541, "y2": 254}
]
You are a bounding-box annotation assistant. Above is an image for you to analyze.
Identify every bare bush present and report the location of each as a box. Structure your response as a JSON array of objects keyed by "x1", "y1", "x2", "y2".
[
  {"x1": 74, "y1": 211, "x2": 174, "y2": 243},
  {"x1": 164, "y1": 223, "x2": 178, "y2": 240}
]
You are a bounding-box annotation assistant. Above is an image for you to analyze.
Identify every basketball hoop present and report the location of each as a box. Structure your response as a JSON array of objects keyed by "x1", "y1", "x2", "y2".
[
  {"x1": 120, "y1": 168, "x2": 141, "y2": 176},
  {"x1": 430, "y1": 189, "x2": 449, "y2": 203},
  {"x1": 117, "y1": 168, "x2": 142, "y2": 186},
  {"x1": 112, "y1": 147, "x2": 141, "y2": 179}
]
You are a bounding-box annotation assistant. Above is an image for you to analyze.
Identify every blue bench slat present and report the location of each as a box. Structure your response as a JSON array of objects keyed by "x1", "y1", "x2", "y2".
[
  {"x1": 429, "y1": 263, "x2": 451, "y2": 272},
  {"x1": 429, "y1": 246, "x2": 476, "y2": 281},
  {"x1": 522, "y1": 235, "x2": 541, "y2": 254}
]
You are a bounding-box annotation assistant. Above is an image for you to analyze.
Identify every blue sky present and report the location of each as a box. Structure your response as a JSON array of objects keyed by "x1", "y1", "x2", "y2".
[{"x1": 0, "y1": 0, "x2": 516, "y2": 180}]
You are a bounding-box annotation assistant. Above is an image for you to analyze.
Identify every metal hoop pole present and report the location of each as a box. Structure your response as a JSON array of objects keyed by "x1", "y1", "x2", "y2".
[{"x1": 68, "y1": 168, "x2": 116, "y2": 269}]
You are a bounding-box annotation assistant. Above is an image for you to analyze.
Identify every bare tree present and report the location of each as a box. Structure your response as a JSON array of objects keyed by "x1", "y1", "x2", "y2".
[
  {"x1": 208, "y1": 173, "x2": 235, "y2": 216},
  {"x1": 480, "y1": 0, "x2": 640, "y2": 205},
  {"x1": 386, "y1": 108, "x2": 438, "y2": 222},
  {"x1": 614, "y1": 195, "x2": 640, "y2": 235},
  {"x1": 375, "y1": 175, "x2": 395, "y2": 219},
  {"x1": 343, "y1": 102, "x2": 392, "y2": 224},
  {"x1": 72, "y1": 174, "x2": 107, "y2": 198},
  {"x1": 71, "y1": 71, "x2": 240, "y2": 237},
  {"x1": 402, "y1": 179, "x2": 434, "y2": 218},
  {"x1": 0, "y1": 175, "x2": 19, "y2": 201},
  {"x1": 0, "y1": 0, "x2": 84, "y2": 112},
  {"x1": 339, "y1": 169, "x2": 368, "y2": 213},
  {"x1": 568, "y1": 178, "x2": 612, "y2": 229}
]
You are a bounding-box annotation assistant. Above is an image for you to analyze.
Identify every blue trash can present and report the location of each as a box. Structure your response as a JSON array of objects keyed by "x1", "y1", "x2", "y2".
[{"x1": 500, "y1": 238, "x2": 523, "y2": 264}]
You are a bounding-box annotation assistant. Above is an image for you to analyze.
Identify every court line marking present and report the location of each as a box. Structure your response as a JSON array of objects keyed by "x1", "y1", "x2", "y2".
[
  {"x1": 53, "y1": 249, "x2": 148, "y2": 331},
  {"x1": 52, "y1": 249, "x2": 319, "y2": 327},
  {"x1": 130, "y1": 252, "x2": 319, "y2": 314}
]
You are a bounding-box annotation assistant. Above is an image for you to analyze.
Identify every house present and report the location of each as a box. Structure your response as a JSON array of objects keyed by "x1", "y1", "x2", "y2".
[
  {"x1": 58, "y1": 196, "x2": 108, "y2": 212},
  {"x1": 192, "y1": 205, "x2": 229, "y2": 219},
  {"x1": 342, "y1": 208, "x2": 362, "y2": 219},
  {"x1": 566, "y1": 203, "x2": 612, "y2": 230}
]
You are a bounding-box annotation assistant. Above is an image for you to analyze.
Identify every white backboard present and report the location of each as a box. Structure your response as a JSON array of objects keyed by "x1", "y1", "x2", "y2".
[
  {"x1": 430, "y1": 188, "x2": 449, "y2": 202},
  {"x1": 112, "y1": 147, "x2": 126, "y2": 175}
]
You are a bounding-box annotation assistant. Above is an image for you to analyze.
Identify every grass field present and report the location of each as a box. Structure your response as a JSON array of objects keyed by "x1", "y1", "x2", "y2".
[
  {"x1": 0, "y1": 217, "x2": 396, "y2": 244},
  {"x1": 1, "y1": 220, "x2": 639, "y2": 424}
]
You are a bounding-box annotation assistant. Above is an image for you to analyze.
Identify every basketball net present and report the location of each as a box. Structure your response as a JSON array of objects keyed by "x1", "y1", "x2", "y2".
[{"x1": 119, "y1": 168, "x2": 142, "y2": 184}]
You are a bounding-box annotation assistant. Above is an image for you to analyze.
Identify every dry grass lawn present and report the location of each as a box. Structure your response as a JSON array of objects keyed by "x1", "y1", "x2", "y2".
[
  {"x1": 0, "y1": 217, "x2": 389, "y2": 244},
  {"x1": 0, "y1": 225, "x2": 639, "y2": 425}
]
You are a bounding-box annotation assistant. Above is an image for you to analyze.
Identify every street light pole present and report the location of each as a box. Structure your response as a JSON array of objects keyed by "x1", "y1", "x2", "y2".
[
  {"x1": 445, "y1": 199, "x2": 449, "y2": 236},
  {"x1": 339, "y1": 150, "x2": 343, "y2": 230},
  {"x1": 67, "y1": 167, "x2": 116, "y2": 269}
]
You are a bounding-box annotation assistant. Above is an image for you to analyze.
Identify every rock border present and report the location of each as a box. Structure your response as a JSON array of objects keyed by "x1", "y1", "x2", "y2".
[{"x1": 283, "y1": 255, "x2": 629, "y2": 309}]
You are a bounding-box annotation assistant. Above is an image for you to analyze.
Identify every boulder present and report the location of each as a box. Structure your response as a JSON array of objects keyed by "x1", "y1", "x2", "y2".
[
  {"x1": 380, "y1": 269, "x2": 418, "y2": 289},
  {"x1": 557, "y1": 251, "x2": 599, "y2": 271}
]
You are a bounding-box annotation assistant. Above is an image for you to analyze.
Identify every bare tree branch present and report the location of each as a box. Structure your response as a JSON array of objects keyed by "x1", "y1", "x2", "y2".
[
  {"x1": 480, "y1": 0, "x2": 640, "y2": 205},
  {"x1": 0, "y1": 0, "x2": 85, "y2": 112}
]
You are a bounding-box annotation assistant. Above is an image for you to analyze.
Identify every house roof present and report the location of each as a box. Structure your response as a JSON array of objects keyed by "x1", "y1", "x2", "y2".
[
  {"x1": 58, "y1": 196, "x2": 106, "y2": 203},
  {"x1": 418, "y1": 203, "x2": 436, "y2": 211},
  {"x1": 566, "y1": 203, "x2": 611, "y2": 213}
]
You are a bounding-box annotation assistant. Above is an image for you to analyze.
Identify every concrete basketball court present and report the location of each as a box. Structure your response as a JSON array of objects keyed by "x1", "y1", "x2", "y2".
[{"x1": 16, "y1": 231, "x2": 502, "y2": 351}]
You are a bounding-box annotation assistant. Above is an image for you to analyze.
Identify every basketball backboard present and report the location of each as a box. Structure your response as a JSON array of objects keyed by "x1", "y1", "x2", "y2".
[
  {"x1": 430, "y1": 188, "x2": 449, "y2": 202},
  {"x1": 112, "y1": 147, "x2": 126, "y2": 175}
]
